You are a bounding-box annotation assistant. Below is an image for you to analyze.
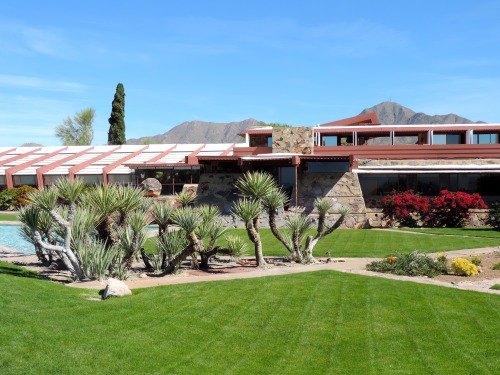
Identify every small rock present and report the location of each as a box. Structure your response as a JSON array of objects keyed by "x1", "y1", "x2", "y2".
[
  {"x1": 101, "y1": 278, "x2": 132, "y2": 300},
  {"x1": 139, "y1": 273, "x2": 148, "y2": 278}
]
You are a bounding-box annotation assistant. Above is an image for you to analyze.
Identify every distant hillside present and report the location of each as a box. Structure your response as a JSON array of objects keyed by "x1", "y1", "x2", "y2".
[
  {"x1": 127, "y1": 102, "x2": 485, "y2": 144},
  {"x1": 127, "y1": 119, "x2": 262, "y2": 145},
  {"x1": 360, "y1": 101, "x2": 484, "y2": 125}
]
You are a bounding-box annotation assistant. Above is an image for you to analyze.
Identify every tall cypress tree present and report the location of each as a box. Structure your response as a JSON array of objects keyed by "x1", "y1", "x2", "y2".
[{"x1": 107, "y1": 83, "x2": 126, "y2": 145}]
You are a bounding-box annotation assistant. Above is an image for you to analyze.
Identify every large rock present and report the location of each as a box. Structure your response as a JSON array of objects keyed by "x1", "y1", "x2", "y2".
[
  {"x1": 101, "y1": 278, "x2": 132, "y2": 300},
  {"x1": 141, "y1": 178, "x2": 162, "y2": 197}
]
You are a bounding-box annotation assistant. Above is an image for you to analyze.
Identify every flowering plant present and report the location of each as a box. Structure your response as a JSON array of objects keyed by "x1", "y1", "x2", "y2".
[
  {"x1": 380, "y1": 190, "x2": 429, "y2": 227},
  {"x1": 425, "y1": 190, "x2": 487, "y2": 228}
]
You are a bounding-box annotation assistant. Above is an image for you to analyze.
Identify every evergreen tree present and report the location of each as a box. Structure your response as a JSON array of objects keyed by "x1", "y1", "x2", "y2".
[{"x1": 107, "y1": 83, "x2": 126, "y2": 145}]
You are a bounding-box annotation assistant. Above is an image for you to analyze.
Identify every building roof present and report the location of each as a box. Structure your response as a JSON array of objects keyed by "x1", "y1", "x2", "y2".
[
  {"x1": 0, "y1": 143, "x2": 244, "y2": 188},
  {"x1": 318, "y1": 112, "x2": 380, "y2": 127}
]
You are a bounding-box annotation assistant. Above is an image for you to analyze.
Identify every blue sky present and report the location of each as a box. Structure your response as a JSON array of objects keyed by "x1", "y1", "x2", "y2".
[{"x1": 1, "y1": 0, "x2": 499, "y2": 146}]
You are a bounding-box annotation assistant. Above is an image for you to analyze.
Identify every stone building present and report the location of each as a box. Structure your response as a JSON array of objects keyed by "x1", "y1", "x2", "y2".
[{"x1": 1, "y1": 113, "x2": 500, "y2": 227}]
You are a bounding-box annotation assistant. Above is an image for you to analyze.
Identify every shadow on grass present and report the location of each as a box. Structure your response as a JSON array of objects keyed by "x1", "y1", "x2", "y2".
[{"x1": 0, "y1": 262, "x2": 40, "y2": 279}]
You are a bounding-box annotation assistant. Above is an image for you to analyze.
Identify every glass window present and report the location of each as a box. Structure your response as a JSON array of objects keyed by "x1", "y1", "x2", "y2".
[
  {"x1": 13, "y1": 175, "x2": 36, "y2": 186},
  {"x1": 321, "y1": 136, "x2": 338, "y2": 146},
  {"x1": 473, "y1": 133, "x2": 499, "y2": 144},
  {"x1": 108, "y1": 174, "x2": 133, "y2": 184},
  {"x1": 305, "y1": 162, "x2": 349, "y2": 173},
  {"x1": 77, "y1": 175, "x2": 103, "y2": 185},
  {"x1": 433, "y1": 133, "x2": 462, "y2": 144}
]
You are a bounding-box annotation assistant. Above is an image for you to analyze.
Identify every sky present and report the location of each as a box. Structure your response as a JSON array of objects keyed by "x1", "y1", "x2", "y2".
[{"x1": 1, "y1": 0, "x2": 499, "y2": 147}]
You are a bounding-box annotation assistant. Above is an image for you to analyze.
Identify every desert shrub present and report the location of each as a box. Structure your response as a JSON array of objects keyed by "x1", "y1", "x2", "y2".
[
  {"x1": 367, "y1": 252, "x2": 448, "y2": 277},
  {"x1": 425, "y1": 190, "x2": 487, "y2": 228},
  {"x1": 12, "y1": 185, "x2": 37, "y2": 207},
  {"x1": 488, "y1": 202, "x2": 500, "y2": 229},
  {"x1": 436, "y1": 252, "x2": 447, "y2": 263},
  {"x1": 0, "y1": 189, "x2": 19, "y2": 210},
  {"x1": 490, "y1": 284, "x2": 500, "y2": 290},
  {"x1": 0, "y1": 186, "x2": 37, "y2": 210},
  {"x1": 380, "y1": 190, "x2": 429, "y2": 227},
  {"x1": 492, "y1": 262, "x2": 500, "y2": 271},
  {"x1": 470, "y1": 255, "x2": 482, "y2": 266},
  {"x1": 451, "y1": 257, "x2": 478, "y2": 276}
]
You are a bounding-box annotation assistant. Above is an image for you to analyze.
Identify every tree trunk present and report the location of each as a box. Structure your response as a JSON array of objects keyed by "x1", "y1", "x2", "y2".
[
  {"x1": 244, "y1": 222, "x2": 265, "y2": 267},
  {"x1": 140, "y1": 247, "x2": 153, "y2": 269},
  {"x1": 163, "y1": 244, "x2": 195, "y2": 274}
]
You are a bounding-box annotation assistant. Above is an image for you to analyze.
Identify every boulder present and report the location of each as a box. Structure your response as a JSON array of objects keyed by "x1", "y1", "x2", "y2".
[
  {"x1": 141, "y1": 178, "x2": 162, "y2": 197},
  {"x1": 101, "y1": 278, "x2": 132, "y2": 300}
]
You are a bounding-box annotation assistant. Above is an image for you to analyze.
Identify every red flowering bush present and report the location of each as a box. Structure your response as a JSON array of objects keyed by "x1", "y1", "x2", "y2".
[
  {"x1": 381, "y1": 190, "x2": 429, "y2": 227},
  {"x1": 425, "y1": 190, "x2": 487, "y2": 228}
]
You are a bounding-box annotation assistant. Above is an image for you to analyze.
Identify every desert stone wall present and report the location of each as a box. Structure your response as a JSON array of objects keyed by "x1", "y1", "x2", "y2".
[
  {"x1": 295, "y1": 172, "x2": 368, "y2": 228},
  {"x1": 272, "y1": 127, "x2": 314, "y2": 154},
  {"x1": 196, "y1": 173, "x2": 241, "y2": 214}
]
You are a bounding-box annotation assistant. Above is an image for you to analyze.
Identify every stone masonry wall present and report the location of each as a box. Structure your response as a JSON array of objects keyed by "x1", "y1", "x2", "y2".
[
  {"x1": 196, "y1": 173, "x2": 241, "y2": 214},
  {"x1": 272, "y1": 127, "x2": 314, "y2": 154},
  {"x1": 295, "y1": 172, "x2": 368, "y2": 228}
]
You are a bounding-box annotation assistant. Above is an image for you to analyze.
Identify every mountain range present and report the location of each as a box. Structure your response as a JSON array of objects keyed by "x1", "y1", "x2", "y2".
[{"x1": 126, "y1": 102, "x2": 484, "y2": 144}]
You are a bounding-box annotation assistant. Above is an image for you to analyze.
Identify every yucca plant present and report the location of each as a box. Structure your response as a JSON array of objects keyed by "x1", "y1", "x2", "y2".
[
  {"x1": 22, "y1": 178, "x2": 85, "y2": 280},
  {"x1": 262, "y1": 186, "x2": 292, "y2": 254},
  {"x1": 82, "y1": 184, "x2": 119, "y2": 243},
  {"x1": 114, "y1": 184, "x2": 148, "y2": 226},
  {"x1": 302, "y1": 200, "x2": 350, "y2": 262},
  {"x1": 174, "y1": 191, "x2": 197, "y2": 207},
  {"x1": 224, "y1": 234, "x2": 248, "y2": 258},
  {"x1": 74, "y1": 239, "x2": 116, "y2": 281},
  {"x1": 285, "y1": 213, "x2": 312, "y2": 262},
  {"x1": 17, "y1": 205, "x2": 56, "y2": 264},
  {"x1": 232, "y1": 198, "x2": 266, "y2": 267},
  {"x1": 155, "y1": 230, "x2": 189, "y2": 272},
  {"x1": 151, "y1": 200, "x2": 174, "y2": 236},
  {"x1": 116, "y1": 210, "x2": 151, "y2": 268},
  {"x1": 236, "y1": 171, "x2": 277, "y2": 199}
]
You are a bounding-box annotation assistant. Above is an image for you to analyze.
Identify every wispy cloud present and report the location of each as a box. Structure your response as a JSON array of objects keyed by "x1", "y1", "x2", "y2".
[
  {"x1": 162, "y1": 16, "x2": 409, "y2": 58},
  {"x1": 0, "y1": 19, "x2": 72, "y2": 58},
  {"x1": 0, "y1": 74, "x2": 86, "y2": 92}
]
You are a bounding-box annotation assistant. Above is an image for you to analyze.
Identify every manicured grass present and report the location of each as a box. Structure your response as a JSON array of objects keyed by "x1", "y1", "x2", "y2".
[
  {"x1": 144, "y1": 229, "x2": 500, "y2": 258},
  {"x1": 398, "y1": 227, "x2": 500, "y2": 238},
  {"x1": 0, "y1": 212, "x2": 18, "y2": 221},
  {"x1": 0, "y1": 261, "x2": 499, "y2": 374}
]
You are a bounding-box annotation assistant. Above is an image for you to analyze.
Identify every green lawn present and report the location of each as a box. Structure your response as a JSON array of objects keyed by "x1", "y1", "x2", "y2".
[
  {"x1": 145, "y1": 228, "x2": 500, "y2": 258},
  {"x1": 398, "y1": 227, "x2": 500, "y2": 238},
  {"x1": 0, "y1": 212, "x2": 18, "y2": 221},
  {"x1": 0, "y1": 261, "x2": 498, "y2": 374}
]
